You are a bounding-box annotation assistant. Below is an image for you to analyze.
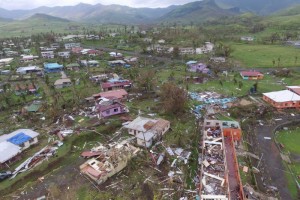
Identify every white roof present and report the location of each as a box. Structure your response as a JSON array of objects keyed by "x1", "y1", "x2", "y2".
[
  {"x1": 136, "y1": 132, "x2": 155, "y2": 141},
  {"x1": 263, "y1": 90, "x2": 300, "y2": 103},
  {"x1": 124, "y1": 116, "x2": 157, "y2": 132},
  {"x1": 88, "y1": 60, "x2": 99, "y2": 64},
  {"x1": 16, "y1": 66, "x2": 40, "y2": 73},
  {"x1": 108, "y1": 60, "x2": 126, "y2": 64},
  {"x1": 286, "y1": 86, "x2": 300, "y2": 89},
  {"x1": 54, "y1": 78, "x2": 71, "y2": 85},
  {"x1": 0, "y1": 58, "x2": 14, "y2": 63},
  {"x1": 0, "y1": 141, "x2": 21, "y2": 163}
]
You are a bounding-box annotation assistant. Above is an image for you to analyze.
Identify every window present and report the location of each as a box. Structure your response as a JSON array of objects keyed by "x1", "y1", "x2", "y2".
[
  {"x1": 106, "y1": 110, "x2": 110, "y2": 114},
  {"x1": 206, "y1": 122, "x2": 211, "y2": 125},
  {"x1": 114, "y1": 108, "x2": 118, "y2": 112}
]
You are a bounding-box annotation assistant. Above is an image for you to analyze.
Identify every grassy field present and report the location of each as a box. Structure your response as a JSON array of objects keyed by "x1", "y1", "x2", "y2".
[
  {"x1": 231, "y1": 43, "x2": 300, "y2": 68},
  {"x1": 155, "y1": 62, "x2": 300, "y2": 96},
  {"x1": 0, "y1": 19, "x2": 123, "y2": 38},
  {"x1": 276, "y1": 128, "x2": 300, "y2": 200}
]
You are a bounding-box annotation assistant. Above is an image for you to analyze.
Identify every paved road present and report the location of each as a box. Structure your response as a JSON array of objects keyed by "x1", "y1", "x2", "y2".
[{"x1": 250, "y1": 115, "x2": 300, "y2": 200}]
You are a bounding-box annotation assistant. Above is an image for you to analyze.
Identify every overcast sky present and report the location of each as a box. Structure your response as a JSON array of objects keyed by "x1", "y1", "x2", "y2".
[{"x1": 0, "y1": 0, "x2": 200, "y2": 10}]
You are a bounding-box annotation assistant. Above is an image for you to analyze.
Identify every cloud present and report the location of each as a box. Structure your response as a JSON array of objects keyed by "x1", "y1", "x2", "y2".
[{"x1": 0, "y1": 0, "x2": 200, "y2": 10}]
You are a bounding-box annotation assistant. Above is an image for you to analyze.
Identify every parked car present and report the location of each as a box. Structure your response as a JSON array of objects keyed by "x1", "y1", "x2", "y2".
[{"x1": 0, "y1": 171, "x2": 12, "y2": 181}]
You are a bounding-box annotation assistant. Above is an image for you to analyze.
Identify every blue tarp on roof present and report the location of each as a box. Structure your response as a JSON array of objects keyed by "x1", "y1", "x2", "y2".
[
  {"x1": 7, "y1": 133, "x2": 32, "y2": 145},
  {"x1": 44, "y1": 63, "x2": 63, "y2": 69}
]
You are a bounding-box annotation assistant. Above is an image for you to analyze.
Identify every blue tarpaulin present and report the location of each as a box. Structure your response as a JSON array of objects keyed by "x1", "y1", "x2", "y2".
[
  {"x1": 7, "y1": 133, "x2": 32, "y2": 145},
  {"x1": 190, "y1": 92, "x2": 236, "y2": 114}
]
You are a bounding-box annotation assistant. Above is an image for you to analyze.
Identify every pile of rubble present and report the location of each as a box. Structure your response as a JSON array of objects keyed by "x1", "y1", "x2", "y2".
[
  {"x1": 190, "y1": 92, "x2": 237, "y2": 118},
  {"x1": 80, "y1": 140, "x2": 140, "y2": 184},
  {"x1": 11, "y1": 142, "x2": 61, "y2": 179}
]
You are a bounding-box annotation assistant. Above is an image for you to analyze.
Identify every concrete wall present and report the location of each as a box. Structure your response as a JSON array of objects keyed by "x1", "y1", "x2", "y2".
[
  {"x1": 137, "y1": 137, "x2": 152, "y2": 148},
  {"x1": 263, "y1": 95, "x2": 300, "y2": 109}
]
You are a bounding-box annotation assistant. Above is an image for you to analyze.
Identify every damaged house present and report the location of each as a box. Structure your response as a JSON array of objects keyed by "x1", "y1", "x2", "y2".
[
  {"x1": 101, "y1": 78, "x2": 132, "y2": 91},
  {"x1": 199, "y1": 120, "x2": 244, "y2": 200},
  {"x1": 80, "y1": 141, "x2": 139, "y2": 184},
  {"x1": 124, "y1": 116, "x2": 170, "y2": 148}
]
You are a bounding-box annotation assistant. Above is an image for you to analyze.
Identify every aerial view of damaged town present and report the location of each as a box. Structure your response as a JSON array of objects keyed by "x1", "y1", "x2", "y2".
[{"x1": 0, "y1": 0, "x2": 300, "y2": 200}]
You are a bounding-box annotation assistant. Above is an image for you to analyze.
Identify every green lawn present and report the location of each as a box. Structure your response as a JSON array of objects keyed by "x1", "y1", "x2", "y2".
[
  {"x1": 231, "y1": 43, "x2": 300, "y2": 68},
  {"x1": 155, "y1": 63, "x2": 300, "y2": 96},
  {"x1": 189, "y1": 73, "x2": 288, "y2": 96},
  {"x1": 277, "y1": 128, "x2": 300, "y2": 155},
  {"x1": 276, "y1": 128, "x2": 300, "y2": 200}
]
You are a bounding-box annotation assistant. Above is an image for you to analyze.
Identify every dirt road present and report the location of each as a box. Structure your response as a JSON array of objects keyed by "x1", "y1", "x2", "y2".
[{"x1": 248, "y1": 115, "x2": 300, "y2": 200}]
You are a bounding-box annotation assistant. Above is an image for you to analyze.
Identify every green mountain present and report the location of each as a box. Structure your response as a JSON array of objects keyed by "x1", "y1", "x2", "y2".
[
  {"x1": 0, "y1": 3, "x2": 177, "y2": 24},
  {"x1": 0, "y1": 17, "x2": 13, "y2": 22},
  {"x1": 25, "y1": 13, "x2": 70, "y2": 22},
  {"x1": 275, "y1": 4, "x2": 300, "y2": 16},
  {"x1": 0, "y1": 1, "x2": 300, "y2": 24},
  {"x1": 159, "y1": 0, "x2": 239, "y2": 24},
  {"x1": 215, "y1": 0, "x2": 300, "y2": 15}
]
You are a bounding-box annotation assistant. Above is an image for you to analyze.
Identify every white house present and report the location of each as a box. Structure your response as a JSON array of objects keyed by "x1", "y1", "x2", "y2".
[
  {"x1": 16, "y1": 66, "x2": 42, "y2": 74},
  {"x1": 54, "y1": 78, "x2": 72, "y2": 89},
  {"x1": 241, "y1": 36, "x2": 254, "y2": 41},
  {"x1": 58, "y1": 51, "x2": 70, "y2": 58},
  {"x1": 41, "y1": 51, "x2": 55, "y2": 59},
  {"x1": 124, "y1": 116, "x2": 170, "y2": 148},
  {"x1": 65, "y1": 43, "x2": 81, "y2": 50},
  {"x1": 136, "y1": 132, "x2": 155, "y2": 148},
  {"x1": 158, "y1": 39, "x2": 166, "y2": 44},
  {"x1": 0, "y1": 129, "x2": 40, "y2": 164},
  {"x1": 109, "y1": 52, "x2": 123, "y2": 57}
]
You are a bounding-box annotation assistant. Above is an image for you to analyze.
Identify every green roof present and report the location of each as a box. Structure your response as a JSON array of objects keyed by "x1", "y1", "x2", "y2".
[
  {"x1": 66, "y1": 63, "x2": 80, "y2": 68},
  {"x1": 24, "y1": 103, "x2": 42, "y2": 112}
]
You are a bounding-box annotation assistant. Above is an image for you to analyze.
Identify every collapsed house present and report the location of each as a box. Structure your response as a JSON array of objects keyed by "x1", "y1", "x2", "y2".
[
  {"x1": 80, "y1": 141, "x2": 139, "y2": 184},
  {"x1": 199, "y1": 120, "x2": 244, "y2": 200},
  {"x1": 124, "y1": 116, "x2": 170, "y2": 148}
]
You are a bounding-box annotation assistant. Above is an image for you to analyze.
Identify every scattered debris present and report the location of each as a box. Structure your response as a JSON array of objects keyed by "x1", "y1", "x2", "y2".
[{"x1": 80, "y1": 140, "x2": 140, "y2": 184}]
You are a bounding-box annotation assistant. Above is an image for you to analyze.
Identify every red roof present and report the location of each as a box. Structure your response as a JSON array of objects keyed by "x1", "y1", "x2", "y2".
[
  {"x1": 101, "y1": 81, "x2": 132, "y2": 89},
  {"x1": 240, "y1": 71, "x2": 263, "y2": 77},
  {"x1": 71, "y1": 47, "x2": 83, "y2": 54},
  {"x1": 88, "y1": 49, "x2": 101, "y2": 54},
  {"x1": 94, "y1": 89, "x2": 128, "y2": 100}
]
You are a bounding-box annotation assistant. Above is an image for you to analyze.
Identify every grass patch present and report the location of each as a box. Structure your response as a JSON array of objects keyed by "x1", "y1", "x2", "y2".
[
  {"x1": 276, "y1": 128, "x2": 300, "y2": 200},
  {"x1": 231, "y1": 43, "x2": 300, "y2": 68}
]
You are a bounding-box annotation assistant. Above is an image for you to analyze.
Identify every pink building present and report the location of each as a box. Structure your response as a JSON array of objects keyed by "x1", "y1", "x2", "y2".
[{"x1": 96, "y1": 102, "x2": 127, "y2": 118}]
